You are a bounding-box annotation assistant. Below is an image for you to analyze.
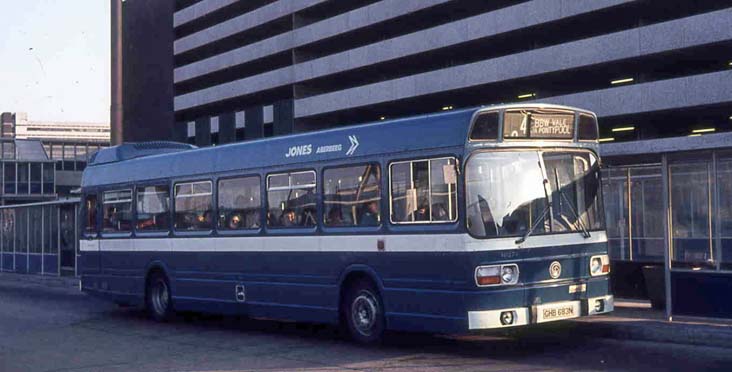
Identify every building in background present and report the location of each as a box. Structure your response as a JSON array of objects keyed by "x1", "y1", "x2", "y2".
[
  {"x1": 13, "y1": 112, "x2": 110, "y2": 142},
  {"x1": 120, "y1": 0, "x2": 176, "y2": 143},
  {"x1": 0, "y1": 139, "x2": 57, "y2": 205},
  {"x1": 0, "y1": 112, "x2": 110, "y2": 199}
]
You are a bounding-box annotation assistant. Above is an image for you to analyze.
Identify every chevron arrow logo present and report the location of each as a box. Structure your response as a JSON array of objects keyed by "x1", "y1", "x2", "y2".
[{"x1": 346, "y1": 135, "x2": 359, "y2": 156}]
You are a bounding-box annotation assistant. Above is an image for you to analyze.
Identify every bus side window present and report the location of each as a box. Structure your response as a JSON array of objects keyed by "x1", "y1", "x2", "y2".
[
  {"x1": 267, "y1": 171, "x2": 316, "y2": 228},
  {"x1": 174, "y1": 181, "x2": 213, "y2": 231},
  {"x1": 323, "y1": 164, "x2": 381, "y2": 227},
  {"x1": 102, "y1": 190, "x2": 133, "y2": 233},
  {"x1": 84, "y1": 194, "x2": 98, "y2": 235},
  {"x1": 136, "y1": 185, "x2": 170, "y2": 232},
  {"x1": 390, "y1": 157, "x2": 458, "y2": 224},
  {"x1": 218, "y1": 176, "x2": 261, "y2": 230}
]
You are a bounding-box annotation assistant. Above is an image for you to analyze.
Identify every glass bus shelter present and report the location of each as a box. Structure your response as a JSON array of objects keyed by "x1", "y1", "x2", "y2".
[
  {"x1": 0, "y1": 199, "x2": 79, "y2": 277},
  {"x1": 603, "y1": 134, "x2": 732, "y2": 319}
]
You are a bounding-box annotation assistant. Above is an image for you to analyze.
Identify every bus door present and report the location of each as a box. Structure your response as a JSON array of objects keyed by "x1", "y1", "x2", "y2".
[{"x1": 80, "y1": 194, "x2": 100, "y2": 274}]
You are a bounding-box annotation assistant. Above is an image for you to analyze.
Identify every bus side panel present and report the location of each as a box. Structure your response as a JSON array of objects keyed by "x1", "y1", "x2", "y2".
[{"x1": 168, "y1": 251, "x2": 341, "y2": 324}]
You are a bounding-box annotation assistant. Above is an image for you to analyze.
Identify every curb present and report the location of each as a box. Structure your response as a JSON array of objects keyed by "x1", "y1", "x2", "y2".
[
  {"x1": 0, "y1": 272, "x2": 79, "y2": 289},
  {"x1": 570, "y1": 317, "x2": 732, "y2": 348}
]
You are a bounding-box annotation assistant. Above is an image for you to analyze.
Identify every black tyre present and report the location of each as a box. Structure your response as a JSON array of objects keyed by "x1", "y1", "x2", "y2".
[
  {"x1": 146, "y1": 272, "x2": 173, "y2": 322},
  {"x1": 343, "y1": 279, "x2": 385, "y2": 344}
]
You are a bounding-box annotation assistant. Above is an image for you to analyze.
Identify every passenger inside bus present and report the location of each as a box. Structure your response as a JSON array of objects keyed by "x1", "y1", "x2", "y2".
[
  {"x1": 432, "y1": 203, "x2": 448, "y2": 221},
  {"x1": 327, "y1": 208, "x2": 343, "y2": 226},
  {"x1": 359, "y1": 201, "x2": 379, "y2": 226},
  {"x1": 414, "y1": 202, "x2": 430, "y2": 221},
  {"x1": 281, "y1": 209, "x2": 297, "y2": 227}
]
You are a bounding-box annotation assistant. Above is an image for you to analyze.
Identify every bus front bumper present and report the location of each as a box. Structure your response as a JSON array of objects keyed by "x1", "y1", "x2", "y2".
[{"x1": 467, "y1": 295, "x2": 613, "y2": 330}]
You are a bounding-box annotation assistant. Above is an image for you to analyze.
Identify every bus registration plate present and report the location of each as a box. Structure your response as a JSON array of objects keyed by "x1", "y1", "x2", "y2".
[{"x1": 534, "y1": 301, "x2": 581, "y2": 323}]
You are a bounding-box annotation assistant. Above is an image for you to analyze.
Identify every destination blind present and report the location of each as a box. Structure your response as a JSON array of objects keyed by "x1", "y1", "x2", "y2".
[{"x1": 503, "y1": 110, "x2": 575, "y2": 139}]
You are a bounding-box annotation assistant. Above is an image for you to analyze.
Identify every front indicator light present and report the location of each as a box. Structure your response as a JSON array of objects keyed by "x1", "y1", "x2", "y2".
[{"x1": 476, "y1": 266, "x2": 501, "y2": 286}]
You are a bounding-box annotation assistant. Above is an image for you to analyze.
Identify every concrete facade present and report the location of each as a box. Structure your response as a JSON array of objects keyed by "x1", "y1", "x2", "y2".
[
  {"x1": 164, "y1": 0, "x2": 732, "y2": 146},
  {"x1": 144, "y1": 0, "x2": 732, "y2": 146}
]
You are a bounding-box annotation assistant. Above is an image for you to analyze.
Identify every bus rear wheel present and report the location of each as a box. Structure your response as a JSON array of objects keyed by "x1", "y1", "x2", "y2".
[
  {"x1": 146, "y1": 272, "x2": 173, "y2": 322},
  {"x1": 344, "y1": 279, "x2": 385, "y2": 344}
]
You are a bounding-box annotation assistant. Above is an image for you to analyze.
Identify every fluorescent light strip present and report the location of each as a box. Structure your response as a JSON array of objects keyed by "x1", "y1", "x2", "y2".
[
  {"x1": 611, "y1": 78, "x2": 634, "y2": 85},
  {"x1": 692, "y1": 128, "x2": 715, "y2": 134},
  {"x1": 598, "y1": 137, "x2": 615, "y2": 142},
  {"x1": 611, "y1": 126, "x2": 635, "y2": 132},
  {"x1": 442, "y1": 106, "x2": 453, "y2": 111},
  {"x1": 688, "y1": 134, "x2": 702, "y2": 137},
  {"x1": 517, "y1": 93, "x2": 535, "y2": 99}
]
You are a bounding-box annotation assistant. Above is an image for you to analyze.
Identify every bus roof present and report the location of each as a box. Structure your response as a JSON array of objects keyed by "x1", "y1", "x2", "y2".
[
  {"x1": 82, "y1": 107, "x2": 476, "y2": 188},
  {"x1": 82, "y1": 103, "x2": 596, "y2": 188}
]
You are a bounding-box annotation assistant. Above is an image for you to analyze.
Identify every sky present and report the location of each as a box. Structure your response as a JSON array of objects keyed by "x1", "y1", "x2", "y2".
[{"x1": 0, "y1": 0, "x2": 110, "y2": 123}]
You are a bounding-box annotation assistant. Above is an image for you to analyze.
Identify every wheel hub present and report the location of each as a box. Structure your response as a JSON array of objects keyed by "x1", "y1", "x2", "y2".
[{"x1": 351, "y1": 291, "x2": 378, "y2": 336}]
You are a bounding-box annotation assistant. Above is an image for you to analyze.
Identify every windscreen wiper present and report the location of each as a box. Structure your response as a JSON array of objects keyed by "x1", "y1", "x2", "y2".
[
  {"x1": 515, "y1": 198, "x2": 550, "y2": 245},
  {"x1": 553, "y1": 168, "x2": 591, "y2": 239}
]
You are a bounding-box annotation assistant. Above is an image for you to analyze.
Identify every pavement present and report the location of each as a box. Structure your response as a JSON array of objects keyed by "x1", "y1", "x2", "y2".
[
  {"x1": 2, "y1": 272, "x2": 732, "y2": 371},
  {"x1": 569, "y1": 300, "x2": 732, "y2": 349}
]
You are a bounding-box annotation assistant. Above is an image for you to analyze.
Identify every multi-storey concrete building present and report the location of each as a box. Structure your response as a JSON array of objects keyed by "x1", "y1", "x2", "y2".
[
  {"x1": 119, "y1": 1, "x2": 732, "y2": 317},
  {"x1": 12, "y1": 113, "x2": 110, "y2": 143},
  {"x1": 163, "y1": 1, "x2": 732, "y2": 146}
]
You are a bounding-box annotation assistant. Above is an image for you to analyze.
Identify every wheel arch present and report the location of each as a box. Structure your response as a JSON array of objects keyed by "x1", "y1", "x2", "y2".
[
  {"x1": 337, "y1": 264, "x2": 386, "y2": 315},
  {"x1": 143, "y1": 260, "x2": 173, "y2": 297}
]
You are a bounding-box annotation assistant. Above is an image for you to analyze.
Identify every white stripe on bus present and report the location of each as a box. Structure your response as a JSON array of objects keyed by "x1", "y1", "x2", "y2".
[{"x1": 79, "y1": 232, "x2": 607, "y2": 253}]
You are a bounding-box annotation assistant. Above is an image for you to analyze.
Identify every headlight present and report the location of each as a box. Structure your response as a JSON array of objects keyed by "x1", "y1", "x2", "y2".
[
  {"x1": 502, "y1": 265, "x2": 517, "y2": 284},
  {"x1": 590, "y1": 255, "x2": 610, "y2": 276},
  {"x1": 590, "y1": 257, "x2": 602, "y2": 274}
]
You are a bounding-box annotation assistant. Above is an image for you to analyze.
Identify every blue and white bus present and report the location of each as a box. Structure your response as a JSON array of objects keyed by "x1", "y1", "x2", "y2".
[{"x1": 80, "y1": 103, "x2": 612, "y2": 343}]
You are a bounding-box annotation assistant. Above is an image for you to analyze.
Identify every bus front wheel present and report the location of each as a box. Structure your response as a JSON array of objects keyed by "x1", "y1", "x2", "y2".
[
  {"x1": 146, "y1": 271, "x2": 173, "y2": 322},
  {"x1": 344, "y1": 279, "x2": 385, "y2": 344}
]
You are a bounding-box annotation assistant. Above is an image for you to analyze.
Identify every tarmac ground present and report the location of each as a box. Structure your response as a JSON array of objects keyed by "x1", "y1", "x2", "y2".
[{"x1": 1, "y1": 274, "x2": 731, "y2": 372}]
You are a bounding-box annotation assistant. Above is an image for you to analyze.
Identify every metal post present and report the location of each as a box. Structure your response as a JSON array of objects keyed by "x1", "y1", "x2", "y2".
[
  {"x1": 111, "y1": 0, "x2": 124, "y2": 145},
  {"x1": 627, "y1": 168, "x2": 633, "y2": 261},
  {"x1": 1, "y1": 209, "x2": 3, "y2": 272},
  {"x1": 58, "y1": 206, "x2": 62, "y2": 277},
  {"x1": 713, "y1": 151, "x2": 722, "y2": 271},
  {"x1": 26, "y1": 207, "x2": 30, "y2": 273},
  {"x1": 41, "y1": 207, "x2": 44, "y2": 275},
  {"x1": 74, "y1": 204, "x2": 78, "y2": 277},
  {"x1": 12, "y1": 208, "x2": 16, "y2": 272},
  {"x1": 661, "y1": 154, "x2": 673, "y2": 320}
]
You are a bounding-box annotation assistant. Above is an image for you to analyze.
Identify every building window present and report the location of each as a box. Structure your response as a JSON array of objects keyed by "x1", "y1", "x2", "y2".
[
  {"x1": 30, "y1": 163, "x2": 41, "y2": 194},
  {"x1": 267, "y1": 171, "x2": 316, "y2": 228},
  {"x1": 174, "y1": 181, "x2": 213, "y2": 231},
  {"x1": 4, "y1": 163, "x2": 15, "y2": 194},
  {"x1": 218, "y1": 176, "x2": 261, "y2": 230},
  {"x1": 136, "y1": 185, "x2": 170, "y2": 232},
  {"x1": 42, "y1": 163, "x2": 54, "y2": 194},
  {"x1": 102, "y1": 190, "x2": 133, "y2": 233},
  {"x1": 390, "y1": 157, "x2": 458, "y2": 224},
  {"x1": 323, "y1": 164, "x2": 381, "y2": 227},
  {"x1": 17, "y1": 163, "x2": 29, "y2": 194}
]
